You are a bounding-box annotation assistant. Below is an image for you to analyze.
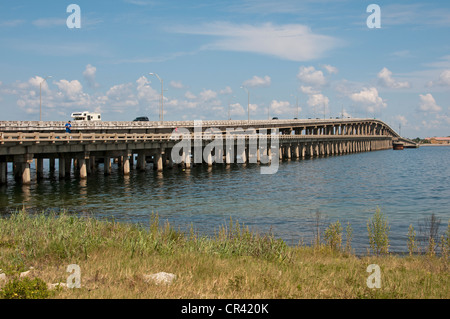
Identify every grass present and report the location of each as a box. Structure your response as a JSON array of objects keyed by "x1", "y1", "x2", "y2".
[{"x1": 0, "y1": 209, "x2": 448, "y2": 299}]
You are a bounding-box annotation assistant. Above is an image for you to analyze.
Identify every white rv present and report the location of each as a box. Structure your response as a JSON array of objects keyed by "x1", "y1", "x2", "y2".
[{"x1": 71, "y1": 111, "x2": 102, "y2": 121}]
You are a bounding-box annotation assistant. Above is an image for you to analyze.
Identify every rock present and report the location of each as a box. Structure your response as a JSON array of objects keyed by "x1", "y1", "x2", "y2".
[
  {"x1": 144, "y1": 272, "x2": 176, "y2": 285},
  {"x1": 0, "y1": 273, "x2": 6, "y2": 281},
  {"x1": 47, "y1": 282, "x2": 67, "y2": 290},
  {"x1": 19, "y1": 267, "x2": 34, "y2": 278}
]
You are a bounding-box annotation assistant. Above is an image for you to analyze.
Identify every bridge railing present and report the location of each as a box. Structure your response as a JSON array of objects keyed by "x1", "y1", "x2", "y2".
[{"x1": 0, "y1": 132, "x2": 389, "y2": 144}]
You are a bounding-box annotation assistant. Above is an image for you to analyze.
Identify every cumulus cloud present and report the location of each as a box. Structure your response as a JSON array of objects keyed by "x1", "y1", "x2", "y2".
[
  {"x1": 242, "y1": 75, "x2": 271, "y2": 88},
  {"x1": 219, "y1": 86, "x2": 233, "y2": 95},
  {"x1": 270, "y1": 100, "x2": 292, "y2": 115},
  {"x1": 54, "y1": 79, "x2": 84, "y2": 100},
  {"x1": 428, "y1": 69, "x2": 450, "y2": 87},
  {"x1": 395, "y1": 115, "x2": 408, "y2": 126},
  {"x1": 136, "y1": 76, "x2": 159, "y2": 101},
  {"x1": 169, "y1": 81, "x2": 184, "y2": 89},
  {"x1": 349, "y1": 87, "x2": 386, "y2": 113},
  {"x1": 83, "y1": 64, "x2": 100, "y2": 88},
  {"x1": 321, "y1": 64, "x2": 338, "y2": 74},
  {"x1": 184, "y1": 91, "x2": 196, "y2": 99},
  {"x1": 377, "y1": 67, "x2": 410, "y2": 89},
  {"x1": 297, "y1": 66, "x2": 326, "y2": 87},
  {"x1": 307, "y1": 93, "x2": 329, "y2": 117},
  {"x1": 199, "y1": 89, "x2": 218, "y2": 101},
  {"x1": 170, "y1": 22, "x2": 340, "y2": 61},
  {"x1": 300, "y1": 85, "x2": 320, "y2": 95},
  {"x1": 419, "y1": 93, "x2": 442, "y2": 112}
]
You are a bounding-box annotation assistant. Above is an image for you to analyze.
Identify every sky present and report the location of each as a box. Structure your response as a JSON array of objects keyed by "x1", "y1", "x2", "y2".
[{"x1": 0, "y1": 0, "x2": 449, "y2": 138}]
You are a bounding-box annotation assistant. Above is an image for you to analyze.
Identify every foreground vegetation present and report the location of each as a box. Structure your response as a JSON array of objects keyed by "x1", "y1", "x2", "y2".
[{"x1": 0, "y1": 209, "x2": 448, "y2": 299}]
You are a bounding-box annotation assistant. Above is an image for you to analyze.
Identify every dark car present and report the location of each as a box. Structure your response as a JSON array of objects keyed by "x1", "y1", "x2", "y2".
[
  {"x1": 133, "y1": 116, "x2": 149, "y2": 121},
  {"x1": 272, "y1": 117, "x2": 278, "y2": 120}
]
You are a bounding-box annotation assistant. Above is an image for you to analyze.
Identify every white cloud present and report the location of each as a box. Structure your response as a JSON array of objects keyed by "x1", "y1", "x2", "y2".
[
  {"x1": 349, "y1": 87, "x2": 386, "y2": 113},
  {"x1": 299, "y1": 85, "x2": 320, "y2": 95},
  {"x1": 169, "y1": 81, "x2": 184, "y2": 89},
  {"x1": 419, "y1": 93, "x2": 442, "y2": 112},
  {"x1": 395, "y1": 115, "x2": 408, "y2": 126},
  {"x1": 270, "y1": 100, "x2": 297, "y2": 116},
  {"x1": 83, "y1": 64, "x2": 100, "y2": 88},
  {"x1": 0, "y1": 20, "x2": 25, "y2": 27},
  {"x1": 170, "y1": 22, "x2": 340, "y2": 61},
  {"x1": 199, "y1": 89, "x2": 217, "y2": 101},
  {"x1": 184, "y1": 91, "x2": 197, "y2": 99},
  {"x1": 321, "y1": 64, "x2": 338, "y2": 74},
  {"x1": 242, "y1": 75, "x2": 271, "y2": 88},
  {"x1": 28, "y1": 76, "x2": 50, "y2": 91},
  {"x1": 32, "y1": 18, "x2": 66, "y2": 28},
  {"x1": 54, "y1": 80, "x2": 84, "y2": 100},
  {"x1": 429, "y1": 69, "x2": 450, "y2": 87},
  {"x1": 219, "y1": 86, "x2": 233, "y2": 95},
  {"x1": 229, "y1": 103, "x2": 245, "y2": 117},
  {"x1": 307, "y1": 93, "x2": 329, "y2": 117},
  {"x1": 377, "y1": 67, "x2": 410, "y2": 89},
  {"x1": 297, "y1": 66, "x2": 326, "y2": 87},
  {"x1": 136, "y1": 76, "x2": 159, "y2": 101}
]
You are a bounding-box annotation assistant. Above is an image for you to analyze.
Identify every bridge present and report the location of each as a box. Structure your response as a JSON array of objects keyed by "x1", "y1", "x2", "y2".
[{"x1": 0, "y1": 118, "x2": 418, "y2": 185}]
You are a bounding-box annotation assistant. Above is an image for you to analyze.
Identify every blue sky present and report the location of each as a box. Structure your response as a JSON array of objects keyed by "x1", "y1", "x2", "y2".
[{"x1": 0, "y1": 0, "x2": 449, "y2": 138}]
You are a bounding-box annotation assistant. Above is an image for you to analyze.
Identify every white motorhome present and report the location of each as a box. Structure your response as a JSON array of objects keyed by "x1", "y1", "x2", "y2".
[{"x1": 71, "y1": 111, "x2": 102, "y2": 121}]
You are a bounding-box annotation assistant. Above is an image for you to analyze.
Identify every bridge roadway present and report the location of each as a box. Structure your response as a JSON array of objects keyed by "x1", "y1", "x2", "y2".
[{"x1": 0, "y1": 118, "x2": 417, "y2": 185}]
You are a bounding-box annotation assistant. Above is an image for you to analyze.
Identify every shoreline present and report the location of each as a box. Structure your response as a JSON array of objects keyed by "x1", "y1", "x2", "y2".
[{"x1": 0, "y1": 210, "x2": 448, "y2": 299}]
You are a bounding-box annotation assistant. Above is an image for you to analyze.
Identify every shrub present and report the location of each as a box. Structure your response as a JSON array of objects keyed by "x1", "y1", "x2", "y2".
[
  {"x1": 1, "y1": 277, "x2": 50, "y2": 299},
  {"x1": 367, "y1": 207, "x2": 390, "y2": 256},
  {"x1": 324, "y1": 220, "x2": 343, "y2": 251},
  {"x1": 407, "y1": 224, "x2": 417, "y2": 256}
]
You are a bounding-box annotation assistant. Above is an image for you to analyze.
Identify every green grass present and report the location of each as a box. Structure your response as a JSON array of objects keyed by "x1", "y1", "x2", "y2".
[{"x1": 0, "y1": 209, "x2": 448, "y2": 299}]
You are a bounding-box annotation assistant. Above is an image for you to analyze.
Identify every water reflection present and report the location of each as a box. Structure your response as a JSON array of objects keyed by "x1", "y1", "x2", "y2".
[{"x1": 0, "y1": 147, "x2": 449, "y2": 254}]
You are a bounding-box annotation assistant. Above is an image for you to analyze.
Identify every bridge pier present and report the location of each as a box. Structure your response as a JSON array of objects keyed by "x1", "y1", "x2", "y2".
[
  {"x1": 104, "y1": 155, "x2": 112, "y2": 175},
  {"x1": 0, "y1": 160, "x2": 6, "y2": 184}
]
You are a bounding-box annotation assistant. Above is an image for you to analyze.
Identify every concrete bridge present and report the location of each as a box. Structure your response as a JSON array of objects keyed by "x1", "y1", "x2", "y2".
[{"x1": 0, "y1": 118, "x2": 418, "y2": 185}]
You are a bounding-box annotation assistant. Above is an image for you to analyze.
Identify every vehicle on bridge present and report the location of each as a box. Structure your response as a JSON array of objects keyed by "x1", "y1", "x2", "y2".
[
  {"x1": 71, "y1": 111, "x2": 102, "y2": 121},
  {"x1": 133, "y1": 116, "x2": 149, "y2": 121}
]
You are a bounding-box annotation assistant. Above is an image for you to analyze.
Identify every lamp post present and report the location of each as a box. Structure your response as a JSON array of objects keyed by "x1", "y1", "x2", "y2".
[
  {"x1": 40, "y1": 75, "x2": 52, "y2": 121},
  {"x1": 149, "y1": 73, "x2": 163, "y2": 122},
  {"x1": 240, "y1": 86, "x2": 249, "y2": 122}
]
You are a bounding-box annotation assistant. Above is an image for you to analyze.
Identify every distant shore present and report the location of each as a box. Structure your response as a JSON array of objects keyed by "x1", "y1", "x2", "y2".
[{"x1": 418, "y1": 144, "x2": 450, "y2": 146}]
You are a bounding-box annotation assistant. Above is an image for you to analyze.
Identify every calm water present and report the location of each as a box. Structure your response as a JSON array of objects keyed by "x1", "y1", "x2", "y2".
[{"x1": 1, "y1": 146, "x2": 449, "y2": 254}]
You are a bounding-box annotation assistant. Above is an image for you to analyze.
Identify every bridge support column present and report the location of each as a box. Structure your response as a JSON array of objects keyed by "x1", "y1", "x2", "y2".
[
  {"x1": 287, "y1": 145, "x2": 292, "y2": 159},
  {"x1": 185, "y1": 149, "x2": 191, "y2": 169},
  {"x1": 295, "y1": 144, "x2": 300, "y2": 159},
  {"x1": 36, "y1": 158, "x2": 44, "y2": 180},
  {"x1": 65, "y1": 157, "x2": 72, "y2": 176},
  {"x1": 136, "y1": 152, "x2": 146, "y2": 171},
  {"x1": 49, "y1": 158, "x2": 55, "y2": 172},
  {"x1": 0, "y1": 160, "x2": 7, "y2": 184},
  {"x1": 79, "y1": 158, "x2": 87, "y2": 179},
  {"x1": 104, "y1": 156, "x2": 112, "y2": 175},
  {"x1": 79, "y1": 152, "x2": 90, "y2": 179},
  {"x1": 14, "y1": 154, "x2": 33, "y2": 185},
  {"x1": 123, "y1": 152, "x2": 131, "y2": 175},
  {"x1": 155, "y1": 149, "x2": 163, "y2": 172},
  {"x1": 58, "y1": 157, "x2": 65, "y2": 179}
]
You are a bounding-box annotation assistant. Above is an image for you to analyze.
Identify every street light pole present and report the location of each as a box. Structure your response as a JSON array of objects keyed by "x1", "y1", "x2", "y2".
[
  {"x1": 149, "y1": 73, "x2": 163, "y2": 122},
  {"x1": 240, "y1": 86, "x2": 249, "y2": 122},
  {"x1": 39, "y1": 75, "x2": 52, "y2": 121}
]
